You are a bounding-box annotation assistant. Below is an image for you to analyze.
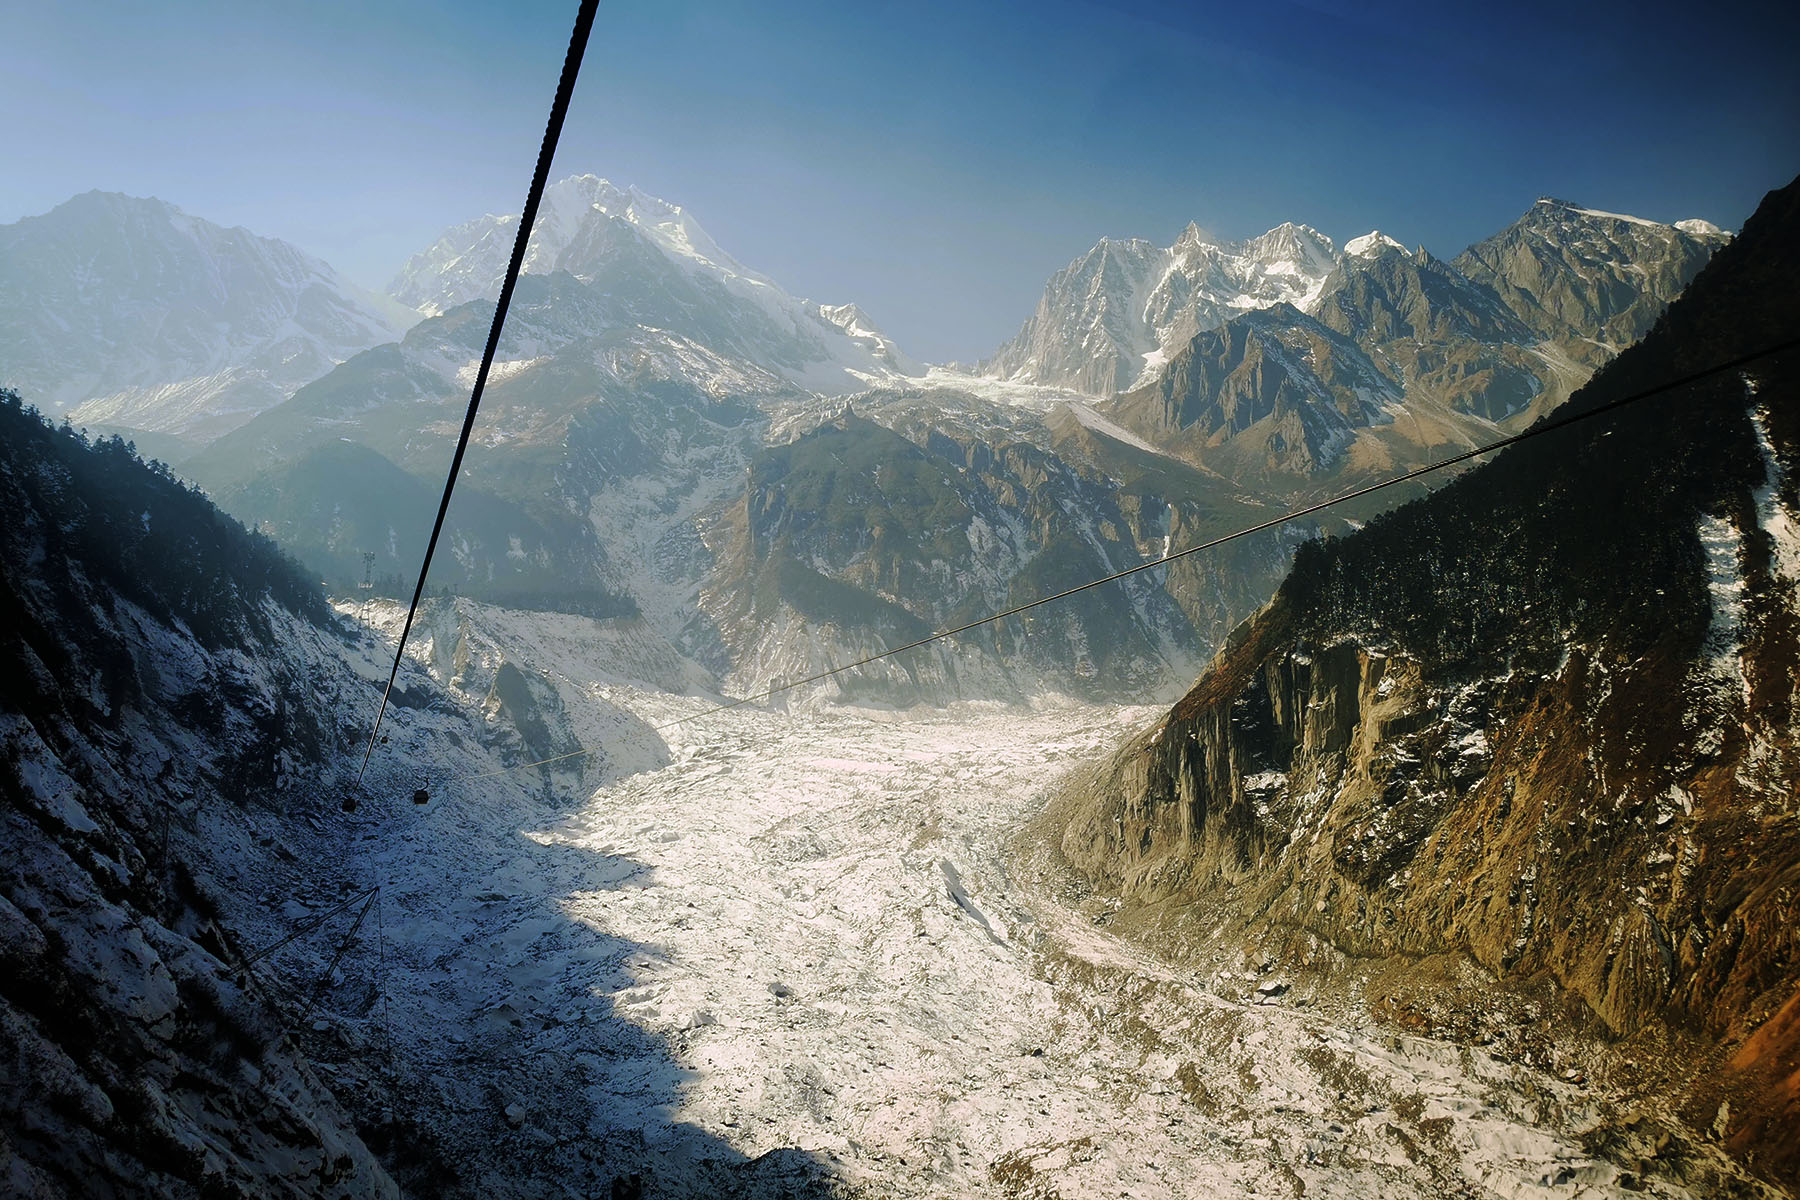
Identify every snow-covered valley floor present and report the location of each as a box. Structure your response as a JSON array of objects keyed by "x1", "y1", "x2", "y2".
[{"x1": 284, "y1": 646, "x2": 1747, "y2": 1200}]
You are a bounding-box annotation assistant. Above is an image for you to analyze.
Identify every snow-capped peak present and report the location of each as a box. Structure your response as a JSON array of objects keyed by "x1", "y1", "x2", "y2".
[
  {"x1": 1344, "y1": 231, "x2": 1409, "y2": 258},
  {"x1": 818, "y1": 302, "x2": 879, "y2": 338},
  {"x1": 4, "y1": 190, "x2": 415, "y2": 436},
  {"x1": 391, "y1": 175, "x2": 776, "y2": 316},
  {"x1": 387, "y1": 175, "x2": 921, "y2": 395},
  {"x1": 1675, "y1": 217, "x2": 1730, "y2": 239},
  {"x1": 1244, "y1": 221, "x2": 1337, "y2": 261},
  {"x1": 1173, "y1": 221, "x2": 1223, "y2": 249},
  {"x1": 543, "y1": 174, "x2": 762, "y2": 282}
]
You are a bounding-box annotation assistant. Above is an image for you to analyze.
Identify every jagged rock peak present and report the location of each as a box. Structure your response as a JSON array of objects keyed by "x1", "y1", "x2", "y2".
[
  {"x1": 1172, "y1": 220, "x2": 1219, "y2": 249},
  {"x1": 982, "y1": 218, "x2": 1343, "y2": 395},
  {"x1": 1239, "y1": 221, "x2": 1338, "y2": 265}
]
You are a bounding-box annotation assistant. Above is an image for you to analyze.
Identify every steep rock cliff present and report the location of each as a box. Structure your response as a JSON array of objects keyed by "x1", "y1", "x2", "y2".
[{"x1": 1036, "y1": 176, "x2": 1800, "y2": 1186}]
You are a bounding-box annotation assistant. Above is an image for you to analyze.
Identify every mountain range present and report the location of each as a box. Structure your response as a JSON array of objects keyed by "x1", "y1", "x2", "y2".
[
  {"x1": 0, "y1": 180, "x2": 1735, "y2": 701},
  {"x1": 988, "y1": 200, "x2": 1727, "y2": 403},
  {"x1": 0, "y1": 192, "x2": 416, "y2": 447},
  {"x1": 5, "y1": 159, "x2": 1796, "y2": 1198}
]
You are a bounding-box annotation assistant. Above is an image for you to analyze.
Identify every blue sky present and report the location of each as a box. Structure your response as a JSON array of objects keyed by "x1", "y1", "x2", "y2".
[{"x1": 7, "y1": 0, "x2": 1797, "y2": 362}]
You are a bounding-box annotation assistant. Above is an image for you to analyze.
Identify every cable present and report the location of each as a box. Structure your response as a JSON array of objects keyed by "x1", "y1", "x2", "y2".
[
  {"x1": 298, "y1": 888, "x2": 379, "y2": 1024},
  {"x1": 238, "y1": 886, "x2": 381, "y2": 971},
  {"x1": 459, "y1": 336, "x2": 1799, "y2": 781},
  {"x1": 354, "y1": 0, "x2": 600, "y2": 789}
]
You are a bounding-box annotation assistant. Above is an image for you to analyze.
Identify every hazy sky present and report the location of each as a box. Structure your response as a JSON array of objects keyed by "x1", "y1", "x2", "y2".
[{"x1": 8, "y1": 0, "x2": 1798, "y2": 362}]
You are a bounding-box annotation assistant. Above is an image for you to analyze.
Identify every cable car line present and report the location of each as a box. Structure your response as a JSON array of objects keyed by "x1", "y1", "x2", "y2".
[{"x1": 353, "y1": 0, "x2": 601, "y2": 792}]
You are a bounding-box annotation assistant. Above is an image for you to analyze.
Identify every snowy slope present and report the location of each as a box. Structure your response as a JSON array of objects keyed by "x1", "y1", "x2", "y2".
[
  {"x1": 387, "y1": 175, "x2": 921, "y2": 395},
  {"x1": 0, "y1": 191, "x2": 416, "y2": 440}
]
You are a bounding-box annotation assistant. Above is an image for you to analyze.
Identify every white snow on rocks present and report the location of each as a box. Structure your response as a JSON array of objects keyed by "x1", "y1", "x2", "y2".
[
  {"x1": 1344, "y1": 231, "x2": 1409, "y2": 258},
  {"x1": 1750, "y1": 401, "x2": 1800, "y2": 586},
  {"x1": 1695, "y1": 511, "x2": 1749, "y2": 710}
]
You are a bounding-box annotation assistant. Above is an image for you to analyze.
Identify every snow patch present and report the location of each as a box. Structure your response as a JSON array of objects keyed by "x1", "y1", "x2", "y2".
[
  {"x1": 1696, "y1": 512, "x2": 1749, "y2": 699},
  {"x1": 1750, "y1": 404, "x2": 1800, "y2": 585},
  {"x1": 1675, "y1": 218, "x2": 1729, "y2": 239},
  {"x1": 1570, "y1": 205, "x2": 1660, "y2": 227},
  {"x1": 1064, "y1": 402, "x2": 1169, "y2": 455},
  {"x1": 1344, "y1": 231, "x2": 1408, "y2": 258},
  {"x1": 455, "y1": 356, "x2": 548, "y2": 389}
]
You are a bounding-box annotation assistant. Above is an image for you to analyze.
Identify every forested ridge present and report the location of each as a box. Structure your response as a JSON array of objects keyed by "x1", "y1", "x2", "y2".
[{"x1": 0, "y1": 388, "x2": 330, "y2": 648}]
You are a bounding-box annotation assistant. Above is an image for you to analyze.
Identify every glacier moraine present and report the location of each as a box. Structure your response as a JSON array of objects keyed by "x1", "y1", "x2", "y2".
[{"x1": 320, "y1": 645, "x2": 1695, "y2": 1199}]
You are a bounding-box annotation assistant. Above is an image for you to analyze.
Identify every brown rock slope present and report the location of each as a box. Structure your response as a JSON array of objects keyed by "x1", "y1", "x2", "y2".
[{"x1": 1033, "y1": 175, "x2": 1800, "y2": 1186}]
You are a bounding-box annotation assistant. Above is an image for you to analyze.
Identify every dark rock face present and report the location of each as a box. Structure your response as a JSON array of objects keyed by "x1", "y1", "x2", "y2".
[
  {"x1": 1056, "y1": 627, "x2": 1798, "y2": 1037},
  {"x1": 1107, "y1": 305, "x2": 1398, "y2": 477},
  {"x1": 1314, "y1": 244, "x2": 1547, "y2": 422},
  {"x1": 1039, "y1": 176, "x2": 1800, "y2": 1186},
  {"x1": 705, "y1": 404, "x2": 1199, "y2": 702},
  {"x1": 700, "y1": 396, "x2": 1314, "y2": 703}
]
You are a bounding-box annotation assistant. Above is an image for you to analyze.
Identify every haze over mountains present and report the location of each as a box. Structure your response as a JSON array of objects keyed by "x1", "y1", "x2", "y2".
[
  {"x1": 386, "y1": 174, "x2": 921, "y2": 395},
  {"x1": 0, "y1": 178, "x2": 1734, "y2": 705},
  {"x1": 0, "y1": 191, "x2": 416, "y2": 446}
]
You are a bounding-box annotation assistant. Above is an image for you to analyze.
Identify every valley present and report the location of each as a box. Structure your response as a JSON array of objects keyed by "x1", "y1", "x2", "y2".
[
  {"x1": 299, "y1": 603, "x2": 1770, "y2": 1199},
  {"x1": 2, "y1": 89, "x2": 1793, "y2": 1196}
]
